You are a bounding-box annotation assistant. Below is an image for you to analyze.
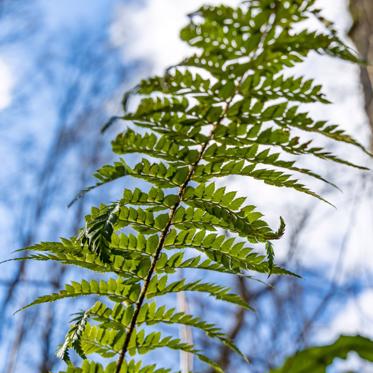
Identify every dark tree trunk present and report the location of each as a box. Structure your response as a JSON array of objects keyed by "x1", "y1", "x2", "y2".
[{"x1": 349, "y1": 0, "x2": 373, "y2": 146}]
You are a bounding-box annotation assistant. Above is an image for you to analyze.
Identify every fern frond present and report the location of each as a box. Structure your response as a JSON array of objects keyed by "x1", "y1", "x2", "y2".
[
  {"x1": 146, "y1": 276, "x2": 252, "y2": 310},
  {"x1": 193, "y1": 162, "x2": 331, "y2": 204},
  {"x1": 112, "y1": 129, "x2": 199, "y2": 166},
  {"x1": 78, "y1": 202, "x2": 120, "y2": 264},
  {"x1": 164, "y1": 228, "x2": 293, "y2": 276},
  {"x1": 17, "y1": 279, "x2": 140, "y2": 313},
  {"x1": 57, "y1": 310, "x2": 89, "y2": 363},
  {"x1": 172, "y1": 205, "x2": 285, "y2": 242},
  {"x1": 80, "y1": 325, "x2": 223, "y2": 372},
  {"x1": 239, "y1": 73, "x2": 331, "y2": 104},
  {"x1": 18, "y1": 1, "x2": 371, "y2": 372},
  {"x1": 202, "y1": 143, "x2": 339, "y2": 188},
  {"x1": 87, "y1": 300, "x2": 247, "y2": 363}
]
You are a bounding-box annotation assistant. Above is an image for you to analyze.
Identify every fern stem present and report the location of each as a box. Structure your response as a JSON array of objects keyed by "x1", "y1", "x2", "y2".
[{"x1": 114, "y1": 96, "x2": 235, "y2": 373}]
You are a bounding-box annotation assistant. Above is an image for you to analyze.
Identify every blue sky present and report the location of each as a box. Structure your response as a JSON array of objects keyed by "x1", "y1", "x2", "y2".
[{"x1": 0, "y1": 1, "x2": 128, "y2": 371}]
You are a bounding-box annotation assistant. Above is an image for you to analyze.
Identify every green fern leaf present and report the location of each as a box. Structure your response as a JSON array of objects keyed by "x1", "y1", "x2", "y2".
[{"x1": 78, "y1": 202, "x2": 120, "y2": 263}]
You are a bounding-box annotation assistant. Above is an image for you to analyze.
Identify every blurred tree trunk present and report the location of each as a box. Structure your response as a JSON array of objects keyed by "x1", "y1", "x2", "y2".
[{"x1": 349, "y1": 0, "x2": 373, "y2": 146}]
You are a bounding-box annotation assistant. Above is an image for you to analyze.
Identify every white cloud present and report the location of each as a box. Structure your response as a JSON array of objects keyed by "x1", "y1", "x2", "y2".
[
  {"x1": 317, "y1": 289, "x2": 373, "y2": 370},
  {"x1": 0, "y1": 57, "x2": 14, "y2": 111},
  {"x1": 317, "y1": 289, "x2": 373, "y2": 371},
  {"x1": 327, "y1": 290, "x2": 373, "y2": 339},
  {"x1": 110, "y1": 0, "x2": 239, "y2": 75}
]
